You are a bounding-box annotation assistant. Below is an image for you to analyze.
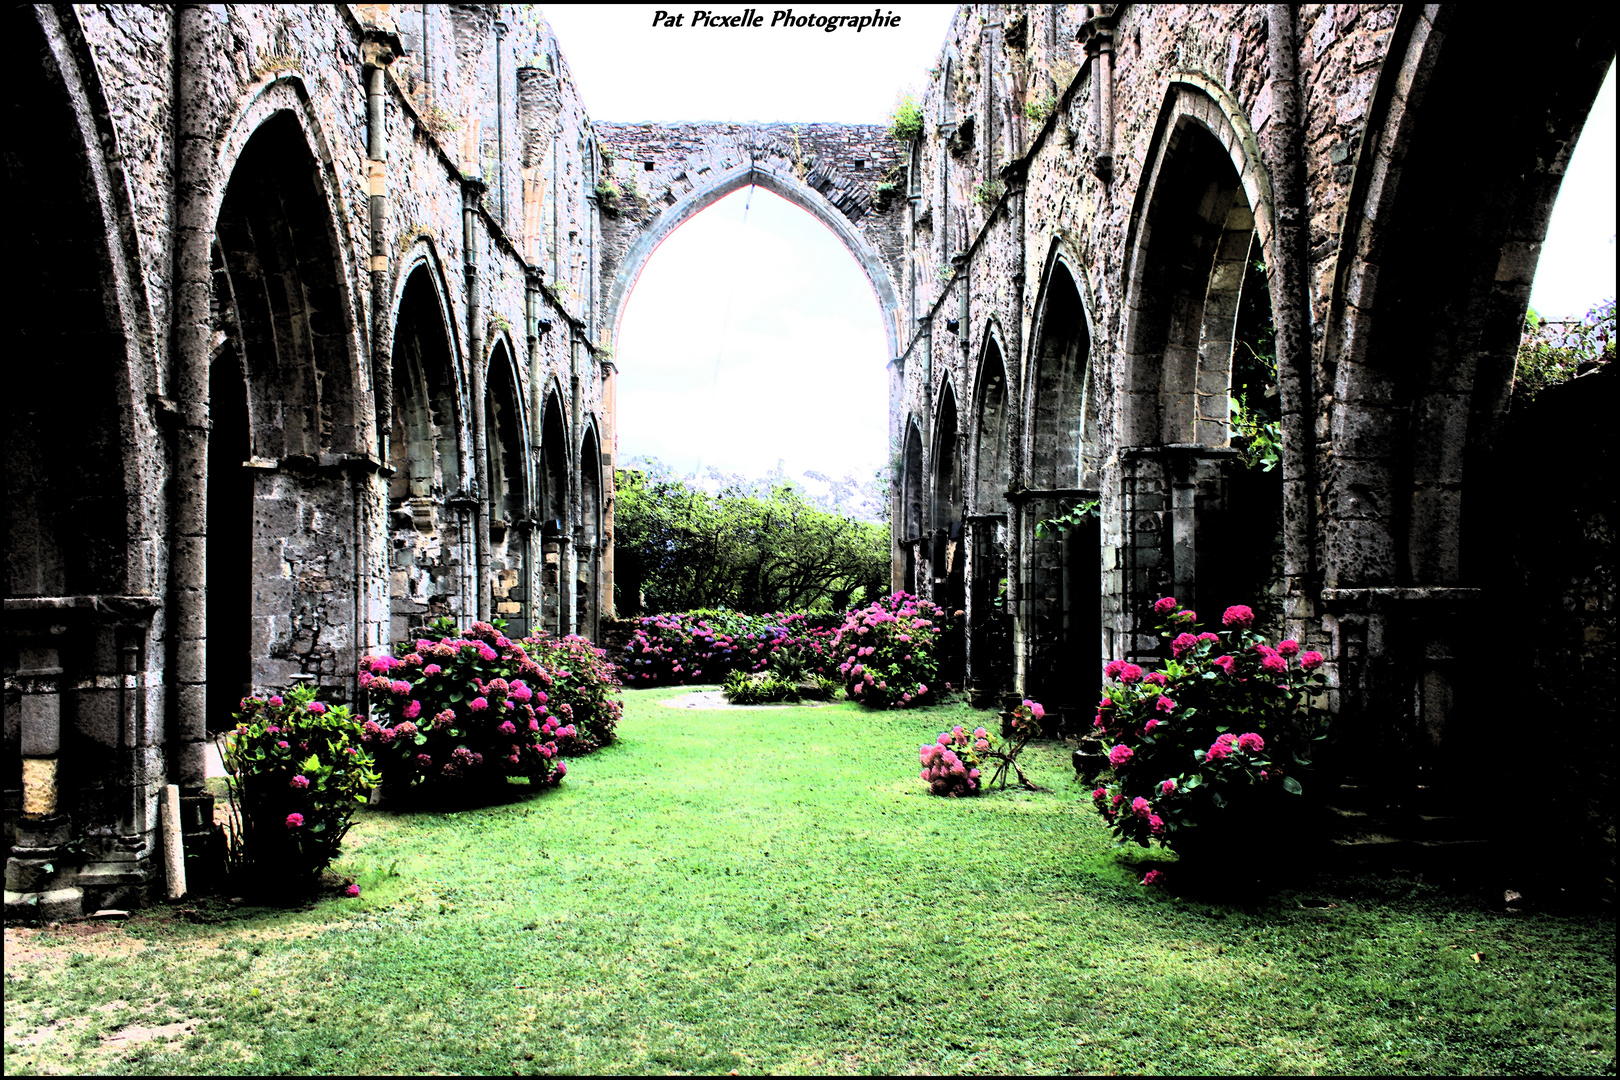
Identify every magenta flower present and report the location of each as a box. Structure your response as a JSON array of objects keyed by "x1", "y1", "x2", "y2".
[
  {"x1": 499, "y1": 720, "x2": 517, "y2": 735},
  {"x1": 1155, "y1": 695, "x2": 1176, "y2": 713},
  {"x1": 1120, "y1": 664, "x2": 1144, "y2": 685},
  {"x1": 1213, "y1": 655, "x2": 1236, "y2": 674},
  {"x1": 403, "y1": 699, "x2": 422, "y2": 720},
  {"x1": 1261, "y1": 653, "x2": 1288, "y2": 675},
  {"x1": 1171, "y1": 632, "x2": 1198, "y2": 657},
  {"x1": 469, "y1": 696, "x2": 489, "y2": 712},
  {"x1": 1149, "y1": 814, "x2": 1166, "y2": 836},
  {"x1": 285, "y1": 812, "x2": 305, "y2": 828},
  {"x1": 1160, "y1": 778, "x2": 1176, "y2": 794},
  {"x1": 1104, "y1": 660, "x2": 1125, "y2": 678},
  {"x1": 1300, "y1": 650, "x2": 1325, "y2": 671},
  {"x1": 269, "y1": 695, "x2": 284, "y2": 707},
  {"x1": 1092, "y1": 787, "x2": 1108, "y2": 802},
  {"x1": 389, "y1": 679, "x2": 411, "y2": 695},
  {"x1": 1277, "y1": 639, "x2": 1300, "y2": 658},
  {"x1": 1153, "y1": 596, "x2": 1179, "y2": 615},
  {"x1": 307, "y1": 701, "x2": 327, "y2": 715},
  {"x1": 277, "y1": 740, "x2": 290, "y2": 749},
  {"x1": 1131, "y1": 796, "x2": 1152, "y2": 819},
  {"x1": 1237, "y1": 732, "x2": 1265, "y2": 752},
  {"x1": 1142, "y1": 869, "x2": 1166, "y2": 886},
  {"x1": 289, "y1": 775, "x2": 310, "y2": 790},
  {"x1": 344, "y1": 884, "x2": 361, "y2": 898},
  {"x1": 1108, "y1": 744, "x2": 1134, "y2": 768},
  {"x1": 1206, "y1": 741, "x2": 1232, "y2": 762},
  {"x1": 1143, "y1": 719, "x2": 1160, "y2": 734},
  {"x1": 1222, "y1": 605, "x2": 1255, "y2": 629},
  {"x1": 424, "y1": 663, "x2": 442, "y2": 676}
]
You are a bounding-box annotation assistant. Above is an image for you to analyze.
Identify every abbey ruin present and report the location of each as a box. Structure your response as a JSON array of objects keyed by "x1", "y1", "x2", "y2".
[{"x1": 6, "y1": 5, "x2": 1614, "y2": 917}]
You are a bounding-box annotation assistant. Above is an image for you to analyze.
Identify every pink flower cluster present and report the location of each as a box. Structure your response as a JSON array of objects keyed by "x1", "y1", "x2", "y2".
[{"x1": 919, "y1": 724, "x2": 986, "y2": 796}]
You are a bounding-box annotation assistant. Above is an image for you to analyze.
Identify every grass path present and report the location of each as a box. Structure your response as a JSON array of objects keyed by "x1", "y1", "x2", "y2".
[{"x1": 4, "y1": 689, "x2": 1615, "y2": 1074}]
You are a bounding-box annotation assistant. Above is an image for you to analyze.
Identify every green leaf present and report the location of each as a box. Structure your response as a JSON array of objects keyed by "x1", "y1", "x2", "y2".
[{"x1": 1282, "y1": 775, "x2": 1303, "y2": 795}]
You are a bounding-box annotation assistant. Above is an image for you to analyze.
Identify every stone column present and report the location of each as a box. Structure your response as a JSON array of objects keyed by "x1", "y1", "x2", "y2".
[{"x1": 5, "y1": 631, "x2": 78, "y2": 921}]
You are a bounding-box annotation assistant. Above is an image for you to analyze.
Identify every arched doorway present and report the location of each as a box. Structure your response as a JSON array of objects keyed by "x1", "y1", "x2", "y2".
[
  {"x1": 932, "y1": 382, "x2": 966, "y2": 681},
  {"x1": 967, "y1": 336, "x2": 1013, "y2": 704},
  {"x1": 578, "y1": 424, "x2": 604, "y2": 641},
  {"x1": 1120, "y1": 100, "x2": 1281, "y2": 661},
  {"x1": 484, "y1": 341, "x2": 530, "y2": 636},
  {"x1": 1025, "y1": 258, "x2": 1103, "y2": 719},
  {"x1": 388, "y1": 263, "x2": 469, "y2": 641},
  {"x1": 211, "y1": 109, "x2": 362, "y2": 698},
  {"x1": 537, "y1": 391, "x2": 571, "y2": 635},
  {"x1": 899, "y1": 420, "x2": 925, "y2": 595}
]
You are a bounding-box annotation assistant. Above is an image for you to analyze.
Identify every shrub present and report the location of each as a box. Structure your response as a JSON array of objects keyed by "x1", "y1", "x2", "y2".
[
  {"x1": 722, "y1": 667, "x2": 838, "y2": 705},
  {"x1": 919, "y1": 724, "x2": 989, "y2": 796},
  {"x1": 835, "y1": 592, "x2": 948, "y2": 708},
  {"x1": 1088, "y1": 598, "x2": 1329, "y2": 855},
  {"x1": 619, "y1": 610, "x2": 839, "y2": 688},
  {"x1": 358, "y1": 620, "x2": 609, "y2": 793},
  {"x1": 223, "y1": 684, "x2": 377, "y2": 889},
  {"x1": 522, "y1": 633, "x2": 624, "y2": 751}
]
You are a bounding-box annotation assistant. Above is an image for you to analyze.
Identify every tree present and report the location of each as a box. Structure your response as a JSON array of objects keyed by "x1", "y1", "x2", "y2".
[{"x1": 613, "y1": 459, "x2": 889, "y2": 615}]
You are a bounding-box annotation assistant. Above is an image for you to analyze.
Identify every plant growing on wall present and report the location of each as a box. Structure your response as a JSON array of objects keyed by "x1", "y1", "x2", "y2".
[
  {"x1": 888, "y1": 92, "x2": 924, "y2": 143},
  {"x1": 973, "y1": 179, "x2": 1005, "y2": 207},
  {"x1": 1034, "y1": 499, "x2": 1100, "y2": 539},
  {"x1": 1515, "y1": 297, "x2": 1615, "y2": 404}
]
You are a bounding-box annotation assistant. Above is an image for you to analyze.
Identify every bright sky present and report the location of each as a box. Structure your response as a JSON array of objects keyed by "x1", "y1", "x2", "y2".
[
  {"x1": 539, "y1": 7, "x2": 1616, "y2": 489},
  {"x1": 1529, "y1": 60, "x2": 1616, "y2": 321}
]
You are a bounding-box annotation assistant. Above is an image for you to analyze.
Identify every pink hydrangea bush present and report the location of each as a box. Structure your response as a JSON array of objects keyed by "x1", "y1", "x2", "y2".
[
  {"x1": 919, "y1": 724, "x2": 989, "y2": 796},
  {"x1": 359, "y1": 619, "x2": 620, "y2": 792},
  {"x1": 617, "y1": 610, "x2": 840, "y2": 687},
  {"x1": 223, "y1": 684, "x2": 378, "y2": 887},
  {"x1": 835, "y1": 593, "x2": 949, "y2": 709},
  {"x1": 522, "y1": 633, "x2": 624, "y2": 751},
  {"x1": 1090, "y1": 598, "x2": 1329, "y2": 854}
]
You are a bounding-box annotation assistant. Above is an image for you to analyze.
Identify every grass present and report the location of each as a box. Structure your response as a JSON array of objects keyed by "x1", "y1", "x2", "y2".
[{"x1": 4, "y1": 687, "x2": 1615, "y2": 1074}]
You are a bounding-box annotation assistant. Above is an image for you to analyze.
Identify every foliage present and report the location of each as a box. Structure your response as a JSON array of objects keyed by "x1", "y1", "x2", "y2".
[
  {"x1": 1024, "y1": 91, "x2": 1060, "y2": 125},
  {"x1": 1034, "y1": 498, "x2": 1100, "y2": 539},
  {"x1": 520, "y1": 633, "x2": 624, "y2": 750},
  {"x1": 613, "y1": 461, "x2": 889, "y2": 615},
  {"x1": 358, "y1": 619, "x2": 623, "y2": 792},
  {"x1": 918, "y1": 722, "x2": 988, "y2": 795},
  {"x1": 834, "y1": 592, "x2": 949, "y2": 708},
  {"x1": 222, "y1": 684, "x2": 378, "y2": 888},
  {"x1": 973, "y1": 179, "x2": 1005, "y2": 207},
  {"x1": 981, "y1": 698, "x2": 1049, "y2": 791},
  {"x1": 1514, "y1": 298, "x2": 1615, "y2": 404},
  {"x1": 1089, "y1": 597, "x2": 1329, "y2": 857},
  {"x1": 887, "y1": 92, "x2": 924, "y2": 143},
  {"x1": 1228, "y1": 393, "x2": 1282, "y2": 472},
  {"x1": 619, "y1": 609, "x2": 839, "y2": 688},
  {"x1": 722, "y1": 668, "x2": 837, "y2": 705}
]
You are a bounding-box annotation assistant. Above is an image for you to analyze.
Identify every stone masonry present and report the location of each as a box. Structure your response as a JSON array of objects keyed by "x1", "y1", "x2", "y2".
[{"x1": 4, "y1": 4, "x2": 1614, "y2": 917}]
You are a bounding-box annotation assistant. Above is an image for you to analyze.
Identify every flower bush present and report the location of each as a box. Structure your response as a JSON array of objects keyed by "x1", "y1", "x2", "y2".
[
  {"x1": 521, "y1": 633, "x2": 624, "y2": 751},
  {"x1": 358, "y1": 620, "x2": 621, "y2": 792},
  {"x1": 1089, "y1": 598, "x2": 1329, "y2": 855},
  {"x1": 919, "y1": 724, "x2": 989, "y2": 796},
  {"x1": 223, "y1": 684, "x2": 378, "y2": 888},
  {"x1": 835, "y1": 592, "x2": 949, "y2": 708},
  {"x1": 618, "y1": 610, "x2": 839, "y2": 687}
]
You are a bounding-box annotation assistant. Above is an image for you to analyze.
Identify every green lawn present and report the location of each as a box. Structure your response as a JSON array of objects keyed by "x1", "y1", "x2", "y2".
[{"x1": 4, "y1": 688, "x2": 1614, "y2": 1075}]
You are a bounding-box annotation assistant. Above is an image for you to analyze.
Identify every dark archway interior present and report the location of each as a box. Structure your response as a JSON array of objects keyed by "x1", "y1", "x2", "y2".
[
  {"x1": 539, "y1": 394, "x2": 569, "y2": 634},
  {"x1": 391, "y1": 268, "x2": 462, "y2": 502},
  {"x1": 1027, "y1": 263, "x2": 1101, "y2": 718},
  {"x1": 969, "y1": 342, "x2": 1012, "y2": 698},
  {"x1": 579, "y1": 426, "x2": 603, "y2": 639},
  {"x1": 215, "y1": 110, "x2": 354, "y2": 460},
  {"x1": 900, "y1": 422, "x2": 924, "y2": 593},
  {"x1": 4, "y1": 11, "x2": 128, "y2": 600},
  {"x1": 485, "y1": 347, "x2": 526, "y2": 528},
  {"x1": 205, "y1": 345, "x2": 252, "y2": 732}
]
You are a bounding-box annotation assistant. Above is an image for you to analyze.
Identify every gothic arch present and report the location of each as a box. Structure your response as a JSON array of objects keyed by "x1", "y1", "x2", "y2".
[
  {"x1": 213, "y1": 76, "x2": 370, "y2": 456},
  {"x1": 577, "y1": 419, "x2": 606, "y2": 641},
  {"x1": 603, "y1": 161, "x2": 905, "y2": 359},
  {"x1": 970, "y1": 323, "x2": 1012, "y2": 516},
  {"x1": 1025, "y1": 249, "x2": 1101, "y2": 490}
]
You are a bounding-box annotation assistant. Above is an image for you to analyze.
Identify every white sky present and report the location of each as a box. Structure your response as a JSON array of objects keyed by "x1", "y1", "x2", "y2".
[{"x1": 539, "y1": 7, "x2": 1616, "y2": 484}]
